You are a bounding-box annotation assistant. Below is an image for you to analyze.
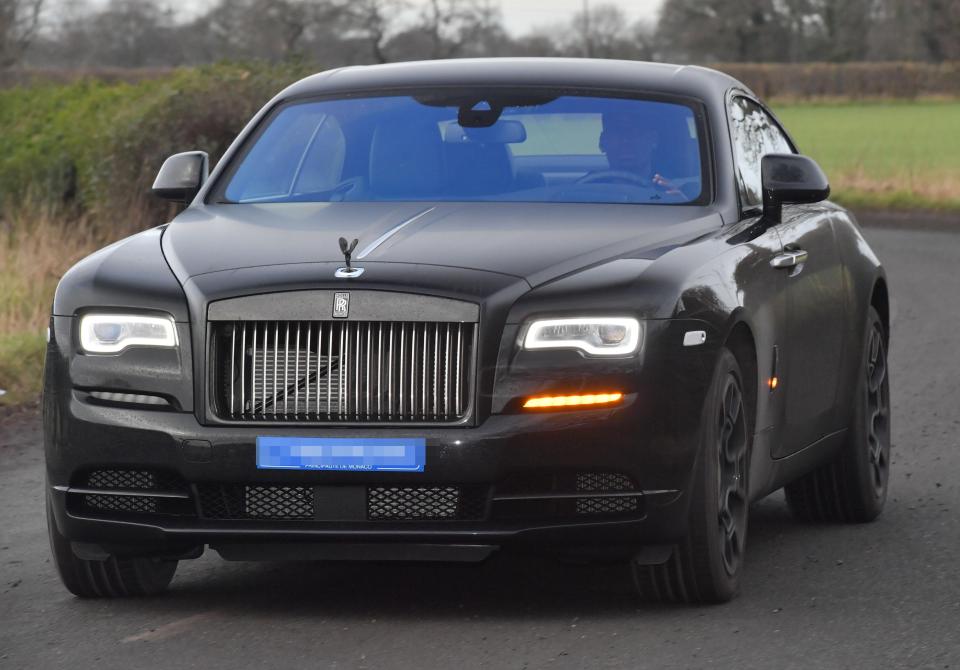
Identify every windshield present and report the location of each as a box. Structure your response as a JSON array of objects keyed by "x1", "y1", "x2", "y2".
[{"x1": 217, "y1": 90, "x2": 707, "y2": 206}]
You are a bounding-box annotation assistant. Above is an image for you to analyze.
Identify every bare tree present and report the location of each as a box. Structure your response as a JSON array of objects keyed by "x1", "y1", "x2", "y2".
[
  {"x1": 657, "y1": 0, "x2": 795, "y2": 62},
  {"x1": 562, "y1": 3, "x2": 653, "y2": 59},
  {"x1": 0, "y1": 0, "x2": 43, "y2": 67},
  {"x1": 419, "y1": 0, "x2": 501, "y2": 59},
  {"x1": 345, "y1": 0, "x2": 406, "y2": 63},
  {"x1": 198, "y1": 0, "x2": 340, "y2": 62}
]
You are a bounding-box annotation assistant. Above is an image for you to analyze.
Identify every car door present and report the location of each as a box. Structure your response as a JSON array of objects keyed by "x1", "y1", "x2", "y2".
[{"x1": 728, "y1": 96, "x2": 845, "y2": 458}]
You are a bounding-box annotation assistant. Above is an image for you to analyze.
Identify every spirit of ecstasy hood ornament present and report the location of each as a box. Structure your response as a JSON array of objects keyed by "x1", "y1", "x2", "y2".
[{"x1": 335, "y1": 237, "x2": 364, "y2": 278}]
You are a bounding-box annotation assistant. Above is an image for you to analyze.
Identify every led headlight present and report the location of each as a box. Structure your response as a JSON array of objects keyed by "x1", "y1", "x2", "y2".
[
  {"x1": 522, "y1": 317, "x2": 642, "y2": 356},
  {"x1": 79, "y1": 313, "x2": 178, "y2": 354}
]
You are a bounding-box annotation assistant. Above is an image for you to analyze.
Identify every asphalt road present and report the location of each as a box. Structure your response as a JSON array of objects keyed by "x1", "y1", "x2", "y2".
[{"x1": 2, "y1": 224, "x2": 959, "y2": 670}]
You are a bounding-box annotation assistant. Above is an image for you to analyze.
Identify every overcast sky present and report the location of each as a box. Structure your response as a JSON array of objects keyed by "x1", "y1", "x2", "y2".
[
  {"x1": 57, "y1": 0, "x2": 666, "y2": 35},
  {"x1": 469, "y1": 0, "x2": 665, "y2": 34}
]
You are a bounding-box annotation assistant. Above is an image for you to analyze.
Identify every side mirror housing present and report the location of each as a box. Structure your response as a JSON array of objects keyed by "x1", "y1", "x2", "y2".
[
  {"x1": 152, "y1": 151, "x2": 209, "y2": 203},
  {"x1": 761, "y1": 153, "x2": 830, "y2": 223}
]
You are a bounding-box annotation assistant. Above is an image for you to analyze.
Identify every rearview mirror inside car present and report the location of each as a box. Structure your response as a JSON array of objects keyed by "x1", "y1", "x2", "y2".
[
  {"x1": 443, "y1": 120, "x2": 527, "y2": 144},
  {"x1": 761, "y1": 153, "x2": 830, "y2": 223},
  {"x1": 152, "y1": 151, "x2": 209, "y2": 203}
]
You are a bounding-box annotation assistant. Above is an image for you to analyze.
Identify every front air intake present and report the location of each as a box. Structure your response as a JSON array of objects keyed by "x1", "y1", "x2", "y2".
[{"x1": 210, "y1": 320, "x2": 476, "y2": 424}]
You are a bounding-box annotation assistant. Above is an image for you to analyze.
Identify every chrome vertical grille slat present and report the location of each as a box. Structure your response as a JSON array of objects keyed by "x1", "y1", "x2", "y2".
[
  {"x1": 294, "y1": 322, "x2": 300, "y2": 415},
  {"x1": 304, "y1": 322, "x2": 311, "y2": 415},
  {"x1": 421, "y1": 323, "x2": 428, "y2": 419},
  {"x1": 272, "y1": 323, "x2": 279, "y2": 418},
  {"x1": 240, "y1": 323, "x2": 247, "y2": 414},
  {"x1": 229, "y1": 324, "x2": 236, "y2": 415},
  {"x1": 455, "y1": 323, "x2": 462, "y2": 415},
  {"x1": 388, "y1": 323, "x2": 395, "y2": 417},
  {"x1": 366, "y1": 323, "x2": 372, "y2": 417},
  {"x1": 215, "y1": 319, "x2": 474, "y2": 424},
  {"x1": 377, "y1": 323, "x2": 383, "y2": 418},
  {"x1": 251, "y1": 322, "x2": 258, "y2": 415},
  {"x1": 354, "y1": 322, "x2": 361, "y2": 417}
]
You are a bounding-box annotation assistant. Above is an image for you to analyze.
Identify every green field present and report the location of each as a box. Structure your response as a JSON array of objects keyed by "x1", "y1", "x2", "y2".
[{"x1": 774, "y1": 100, "x2": 960, "y2": 211}]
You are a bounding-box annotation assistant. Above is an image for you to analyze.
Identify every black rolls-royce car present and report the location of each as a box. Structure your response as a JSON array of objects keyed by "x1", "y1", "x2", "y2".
[{"x1": 44, "y1": 58, "x2": 890, "y2": 604}]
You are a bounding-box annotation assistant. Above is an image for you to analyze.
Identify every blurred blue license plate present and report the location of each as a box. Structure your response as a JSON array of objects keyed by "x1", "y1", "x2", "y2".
[{"x1": 256, "y1": 437, "x2": 426, "y2": 472}]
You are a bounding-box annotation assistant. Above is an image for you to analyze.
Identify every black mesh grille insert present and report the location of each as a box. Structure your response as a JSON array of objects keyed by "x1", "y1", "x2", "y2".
[
  {"x1": 197, "y1": 484, "x2": 488, "y2": 521},
  {"x1": 198, "y1": 484, "x2": 315, "y2": 520},
  {"x1": 84, "y1": 469, "x2": 187, "y2": 492},
  {"x1": 575, "y1": 472, "x2": 639, "y2": 515},
  {"x1": 74, "y1": 469, "x2": 193, "y2": 517},
  {"x1": 83, "y1": 493, "x2": 158, "y2": 514},
  {"x1": 575, "y1": 495, "x2": 639, "y2": 515},
  {"x1": 575, "y1": 472, "x2": 636, "y2": 493},
  {"x1": 367, "y1": 486, "x2": 487, "y2": 521},
  {"x1": 492, "y1": 471, "x2": 642, "y2": 520}
]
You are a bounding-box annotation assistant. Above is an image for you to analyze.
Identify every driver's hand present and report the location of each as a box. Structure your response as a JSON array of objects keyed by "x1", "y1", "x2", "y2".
[{"x1": 653, "y1": 173, "x2": 683, "y2": 196}]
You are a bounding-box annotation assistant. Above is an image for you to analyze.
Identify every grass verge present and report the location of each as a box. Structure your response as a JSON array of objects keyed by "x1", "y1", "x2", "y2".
[
  {"x1": 773, "y1": 100, "x2": 960, "y2": 212},
  {"x1": 0, "y1": 333, "x2": 46, "y2": 406},
  {"x1": 0, "y1": 204, "x2": 113, "y2": 406}
]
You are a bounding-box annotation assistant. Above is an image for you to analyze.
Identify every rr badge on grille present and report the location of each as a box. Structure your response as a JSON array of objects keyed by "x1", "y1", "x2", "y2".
[{"x1": 332, "y1": 292, "x2": 350, "y2": 318}]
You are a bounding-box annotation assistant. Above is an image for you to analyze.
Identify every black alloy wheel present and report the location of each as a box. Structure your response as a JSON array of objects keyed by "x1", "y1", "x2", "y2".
[
  {"x1": 864, "y1": 322, "x2": 891, "y2": 497},
  {"x1": 633, "y1": 347, "x2": 751, "y2": 603},
  {"x1": 717, "y1": 372, "x2": 748, "y2": 578},
  {"x1": 785, "y1": 305, "x2": 891, "y2": 523}
]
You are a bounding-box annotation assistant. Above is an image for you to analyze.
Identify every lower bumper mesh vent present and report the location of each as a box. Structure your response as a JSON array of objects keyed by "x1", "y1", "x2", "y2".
[
  {"x1": 85, "y1": 469, "x2": 187, "y2": 493},
  {"x1": 196, "y1": 483, "x2": 488, "y2": 521},
  {"x1": 83, "y1": 493, "x2": 161, "y2": 514},
  {"x1": 575, "y1": 472, "x2": 639, "y2": 515},
  {"x1": 74, "y1": 468, "x2": 193, "y2": 517},
  {"x1": 492, "y1": 471, "x2": 642, "y2": 521},
  {"x1": 198, "y1": 484, "x2": 314, "y2": 520},
  {"x1": 367, "y1": 486, "x2": 487, "y2": 521}
]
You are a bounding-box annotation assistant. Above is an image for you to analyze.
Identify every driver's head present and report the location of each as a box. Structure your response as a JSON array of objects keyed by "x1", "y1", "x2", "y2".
[{"x1": 599, "y1": 111, "x2": 658, "y2": 173}]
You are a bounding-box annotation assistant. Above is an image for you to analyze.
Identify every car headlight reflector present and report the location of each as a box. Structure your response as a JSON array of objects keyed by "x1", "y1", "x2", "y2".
[
  {"x1": 79, "y1": 314, "x2": 178, "y2": 354},
  {"x1": 522, "y1": 317, "x2": 642, "y2": 356}
]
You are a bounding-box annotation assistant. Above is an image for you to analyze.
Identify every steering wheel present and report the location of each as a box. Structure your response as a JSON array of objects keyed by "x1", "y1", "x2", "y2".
[{"x1": 575, "y1": 170, "x2": 651, "y2": 186}]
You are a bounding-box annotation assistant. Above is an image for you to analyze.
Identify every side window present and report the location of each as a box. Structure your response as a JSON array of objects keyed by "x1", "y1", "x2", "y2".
[{"x1": 728, "y1": 97, "x2": 793, "y2": 209}]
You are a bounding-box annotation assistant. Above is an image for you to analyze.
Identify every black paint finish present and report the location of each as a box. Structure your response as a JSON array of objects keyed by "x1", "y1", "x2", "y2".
[{"x1": 45, "y1": 59, "x2": 886, "y2": 560}]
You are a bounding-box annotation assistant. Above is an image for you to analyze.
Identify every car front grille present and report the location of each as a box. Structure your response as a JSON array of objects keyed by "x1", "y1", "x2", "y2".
[
  {"x1": 367, "y1": 485, "x2": 487, "y2": 521},
  {"x1": 491, "y1": 471, "x2": 642, "y2": 521},
  {"x1": 574, "y1": 472, "x2": 640, "y2": 515},
  {"x1": 72, "y1": 468, "x2": 194, "y2": 517},
  {"x1": 85, "y1": 468, "x2": 187, "y2": 493},
  {"x1": 197, "y1": 483, "x2": 315, "y2": 520},
  {"x1": 211, "y1": 320, "x2": 475, "y2": 423},
  {"x1": 197, "y1": 483, "x2": 488, "y2": 521}
]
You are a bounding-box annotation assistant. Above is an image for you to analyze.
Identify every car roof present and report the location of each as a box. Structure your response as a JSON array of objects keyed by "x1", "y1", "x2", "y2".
[{"x1": 278, "y1": 58, "x2": 752, "y2": 106}]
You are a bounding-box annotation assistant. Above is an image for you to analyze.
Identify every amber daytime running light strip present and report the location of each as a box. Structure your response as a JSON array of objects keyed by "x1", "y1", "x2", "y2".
[{"x1": 523, "y1": 392, "x2": 624, "y2": 409}]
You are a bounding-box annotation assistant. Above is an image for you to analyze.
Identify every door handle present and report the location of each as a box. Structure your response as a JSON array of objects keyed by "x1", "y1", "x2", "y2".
[{"x1": 771, "y1": 249, "x2": 809, "y2": 269}]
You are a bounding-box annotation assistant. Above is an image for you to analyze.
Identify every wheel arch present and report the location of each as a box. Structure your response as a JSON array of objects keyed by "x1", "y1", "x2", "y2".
[
  {"x1": 723, "y1": 319, "x2": 759, "y2": 437},
  {"x1": 870, "y1": 276, "x2": 890, "y2": 344}
]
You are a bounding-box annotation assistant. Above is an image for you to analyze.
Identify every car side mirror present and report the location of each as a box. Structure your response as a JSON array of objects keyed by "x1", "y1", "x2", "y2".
[
  {"x1": 152, "y1": 151, "x2": 209, "y2": 203},
  {"x1": 761, "y1": 153, "x2": 830, "y2": 224}
]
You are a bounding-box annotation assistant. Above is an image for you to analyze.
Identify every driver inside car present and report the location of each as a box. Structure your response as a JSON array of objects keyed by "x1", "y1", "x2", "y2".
[{"x1": 596, "y1": 111, "x2": 681, "y2": 194}]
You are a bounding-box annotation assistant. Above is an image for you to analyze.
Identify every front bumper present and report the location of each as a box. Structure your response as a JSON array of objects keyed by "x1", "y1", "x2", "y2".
[
  {"x1": 44, "y1": 313, "x2": 720, "y2": 561},
  {"x1": 46, "y1": 393, "x2": 705, "y2": 560}
]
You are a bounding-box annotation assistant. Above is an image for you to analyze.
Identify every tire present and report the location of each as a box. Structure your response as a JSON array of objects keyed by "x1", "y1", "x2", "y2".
[
  {"x1": 46, "y1": 493, "x2": 178, "y2": 598},
  {"x1": 632, "y1": 348, "x2": 750, "y2": 604},
  {"x1": 784, "y1": 306, "x2": 891, "y2": 523}
]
